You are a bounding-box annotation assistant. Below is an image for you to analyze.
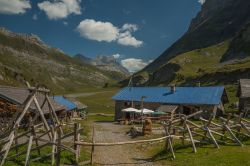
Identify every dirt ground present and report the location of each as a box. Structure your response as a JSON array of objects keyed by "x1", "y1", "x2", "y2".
[{"x1": 92, "y1": 122, "x2": 158, "y2": 166}]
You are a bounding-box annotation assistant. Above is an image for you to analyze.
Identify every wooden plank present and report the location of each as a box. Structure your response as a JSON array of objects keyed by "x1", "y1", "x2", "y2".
[
  {"x1": 51, "y1": 128, "x2": 57, "y2": 166},
  {"x1": 224, "y1": 124, "x2": 243, "y2": 146},
  {"x1": 212, "y1": 106, "x2": 218, "y2": 119},
  {"x1": 75, "y1": 135, "x2": 176, "y2": 146},
  {"x1": 7, "y1": 143, "x2": 50, "y2": 160},
  {"x1": 25, "y1": 136, "x2": 33, "y2": 166},
  {"x1": 91, "y1": 125, "x2": 95, "y2": 165},
  {"x1": 241, "y1": 122, "x2": 250, "y2": 136},
  {"x1": 14, "y1": 94, "x2": 35, "y2": 127},
  {"x1": 236, "y1": 114, "x2": 243, "y2": 137},
  {"x1": 203, "y1": 116, "x2": 213, "y2": 140},
  {"x1": 172, "y1": 111, "x2": 202, "y2": 124},
  {"x1": 200, "y1": 118, "x2": 222, "y2": 128},
  {"x1": 2, "y1": 140, "x2": 29, "y2": 156},
  {"x1": 56, "y1": 127, "x2": 61, "y2": 166},
  {"x1": 27, "y1": 86, "x2": 50, "y2": 93},
  {"x1": 0, "y1": 131, "x2": 15, "y2": 166},
  {"x1": 167, "y1": 135, "x2": 175, "y2": 159},
  {"x1": 163, "y1": 123, "x2": 175, "y2": 159},
  {"x1": 77, "y1": 127, "x2": 81, "y2": 160},
  {"x1": 31, "y1": 126, "x2": 40, "y2": 155},
  {"x1": 33, "y1": 97, "x2": 52, "y2": 140},
  {"x1": 191, "y1": 131, "x2": 205, "y2": 137},
  {"x1": 74, "y1": 123, "x2": 80, "y2": 163},
  {"x1": 45, "y1": 95, "x2": 63, "y2": 135},
  {"x1": 14, "y1": 128, "x2": 18, "y2": 154},
  {"x1": 184, "y1": 121, "x2": 197, "y2": 153},
  {"x1": 205, "y1": 126, "x2": 219, "y2": 149}
]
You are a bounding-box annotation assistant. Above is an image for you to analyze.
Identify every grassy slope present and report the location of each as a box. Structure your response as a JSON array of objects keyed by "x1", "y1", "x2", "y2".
[
  {"x1": 0, "y1": 51, "x2": 104, "y2": 94},
  {"x1": 167, "y1": 41, "x2": 250, "y2": 85},
  {"x1": 169, "y1": 41, "x2": 230, "y2": 83},
  {"x1": 77, "y1": 88, "x2": 119, "y2": 114},
  {"x1": 147, "y1": 41, "x2": 250, "y2": 111},
  {"x1": 0, "y1": 31, "x2": 121, "y2": 94}
]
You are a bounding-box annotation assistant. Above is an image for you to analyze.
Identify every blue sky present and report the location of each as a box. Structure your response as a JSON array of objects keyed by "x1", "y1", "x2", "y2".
[{"x1": 0, "y1": 0, "x2": 203, "y2": 72}]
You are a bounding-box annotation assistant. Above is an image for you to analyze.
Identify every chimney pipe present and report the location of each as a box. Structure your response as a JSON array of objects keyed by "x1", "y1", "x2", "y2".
[{"x1": 170, "y1": 84, "x2": 176, "y2": 93}]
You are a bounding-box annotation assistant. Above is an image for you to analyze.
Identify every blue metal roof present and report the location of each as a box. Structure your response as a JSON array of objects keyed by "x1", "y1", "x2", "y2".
[
  {"x1": 53, "y1": 96, "x2": 77, "y2": 111},
  {"x1": 112, "y1": 86, "x2": 226, "y2": 105}
]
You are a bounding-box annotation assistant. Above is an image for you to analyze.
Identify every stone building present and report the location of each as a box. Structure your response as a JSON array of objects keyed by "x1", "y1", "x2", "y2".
[
  {"x1": 237, "y1": 79, "x2": 250, "y2": 115},
  {"x1": 53, "y1": 96, "x2": 87, "y2": 120},
  {"x1": 0, "y1": 85, "x2": 65, "y2": 130},
  {"x1": 112, "y1": 86, "x2": 228, "y2": 121}
]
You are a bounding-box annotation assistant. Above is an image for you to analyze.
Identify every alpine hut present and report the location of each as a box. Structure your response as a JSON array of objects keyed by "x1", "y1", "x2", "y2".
[
  {"x1": 237, "y1": 79, "x2": 250, "y2": 116},
  {"x1": 112, "y1": 86, "x2": 228, "y2": 121}
]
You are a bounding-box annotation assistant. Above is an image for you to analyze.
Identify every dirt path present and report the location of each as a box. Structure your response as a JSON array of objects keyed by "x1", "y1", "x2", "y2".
[{"x1": 93, "y1": 122, "x2": 155, "y2": 166}]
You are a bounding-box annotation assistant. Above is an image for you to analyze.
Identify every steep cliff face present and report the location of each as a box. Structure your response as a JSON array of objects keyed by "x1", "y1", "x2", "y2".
[
  {"x1": 122, "y1": 0, "x2": 250, "y2": 87},
  {"x1": 143, "y1": 0, "x2": 250, "y2": 73}
]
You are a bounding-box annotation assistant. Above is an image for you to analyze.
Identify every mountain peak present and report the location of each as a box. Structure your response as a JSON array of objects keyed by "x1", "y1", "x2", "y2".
[{"x1": 74, "y1": 54, "x2": 130, "y2": 76}]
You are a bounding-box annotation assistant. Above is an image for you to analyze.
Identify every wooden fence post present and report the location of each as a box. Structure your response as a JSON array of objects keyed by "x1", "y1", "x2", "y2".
[
  {"x1": 74, "y1": 123, "x2": 81, "y2": 163},
  {"x1": 56, "y1": 127, "x2": 61, "y2": 166},
  {"x1": 24, "y1": 135, "x2": 33, "y2": 166},
  {"x1": 14, "y1": 128, "x2": 18, "y2": 154},
  {"x1": 184, "y1": 119, "x2": 197, "y2": 153},
  {"x1": 91, "y1": 125, "x2": 95, "y2": 165},
  {"x1": 0, "y1": 131, "x2": 15, "y2": 166},
  {"x1": 163, "y1": 122, "x2": 175, "y2": 159},
  {"x1": 52, "y1": 127, "x2": 57, "y2": 166}
]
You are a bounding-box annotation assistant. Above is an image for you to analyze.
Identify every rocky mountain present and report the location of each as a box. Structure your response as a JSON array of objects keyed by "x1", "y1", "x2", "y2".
[
  {"x1": 130, "y1": 0, "x2": 250, "y2": 86},
  {"x1": 74, "y1": 54, "x2": 130, "y2": 76},
  {"x1": 74, "y1": 54, "x2": 92, "y2": 64},
  {"x1": 143, "y1": 0, "x2": 250, "y2": 72},
  {"x1": 0, "y1": 27, "x2": 123, "y2": 93}
]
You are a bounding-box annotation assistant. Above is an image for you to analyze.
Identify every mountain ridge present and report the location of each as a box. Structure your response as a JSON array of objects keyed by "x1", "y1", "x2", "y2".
[
  {"x1": 74, "y1": 54, "x2": 130, "y2": 76},
  {"x1": 143, "y1": 0, "x2": 250, "y2": 73},
  {"x1": 0, "y1": 27, "x2": 123, "y2": 93}
]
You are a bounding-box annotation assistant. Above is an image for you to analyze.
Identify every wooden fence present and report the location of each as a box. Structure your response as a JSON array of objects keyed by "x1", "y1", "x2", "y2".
[{"x1": 2, "y1": 98, "x2": 250, "y2": 166}]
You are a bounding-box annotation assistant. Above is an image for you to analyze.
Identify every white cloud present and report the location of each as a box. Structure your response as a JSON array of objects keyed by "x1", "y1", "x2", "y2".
[
  {"x1": 32, "y1": 14, "x2": 38, "y2": 20},
  {"x1": 121, "y1": 23, "x2": 138, "y2": 32},
  {"x1": 76, "y1": 19, "x2": 119, "y2": 42},
  {"x1": 76, "y1": 19, "x2": 143, "y2": 47},
  {"x1": 117, "y1": 31, "x2": 143, "y2": 47},
  {"x1": 198, "y1": 0, "x2": 206, "y2": 5},
  {"x1": 0, "y1": 0, "x2": 31, "y2": 14},
  {"x1": 121, "y1": 58, "x2": 152, "y2": 73},
  {"x1": 112, "y1": 54, "x2": 121, "y2": 59},
  {"x1": 118, "y1": 23, "x2": 142, "y2": 47},
  {"x1": 38, "y1": 0, "x2": 81, "y2": 20}
]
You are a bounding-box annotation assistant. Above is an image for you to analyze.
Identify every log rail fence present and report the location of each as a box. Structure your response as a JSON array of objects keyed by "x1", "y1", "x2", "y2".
[{"x1": 1, "y1": 85, "x2": 250, "y2": 165}]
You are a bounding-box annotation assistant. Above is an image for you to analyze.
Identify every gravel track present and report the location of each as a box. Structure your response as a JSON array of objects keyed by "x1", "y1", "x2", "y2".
[{"x1": 93, "y1": 122, "x2": 156, "y2": 166}]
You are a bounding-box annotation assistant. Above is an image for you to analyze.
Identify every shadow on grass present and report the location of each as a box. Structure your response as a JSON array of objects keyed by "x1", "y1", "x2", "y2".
[
  {"x1": 144, "y1": 143, "x2": 215, "y2": 163},
  {"x1": 133, "y1": 149, "x2": 175, "y2": 163}
]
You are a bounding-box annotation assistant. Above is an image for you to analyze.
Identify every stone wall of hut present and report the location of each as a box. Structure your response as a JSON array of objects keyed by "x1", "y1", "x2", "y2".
[
  {"x1": 239, "y1": 97, "x2": 250, "y2": 112},
  {"x1": 114, "y1": 101, "x2": 161, "y2": 121},
  {"x1": 114, "y1": 101, "x2": 223, "y2": 121}
]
